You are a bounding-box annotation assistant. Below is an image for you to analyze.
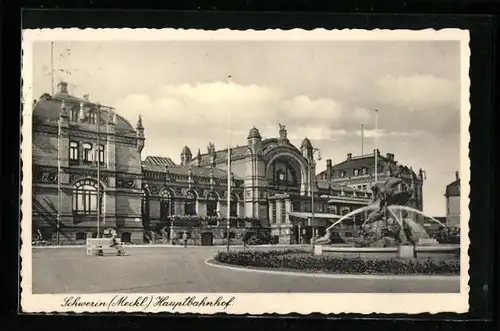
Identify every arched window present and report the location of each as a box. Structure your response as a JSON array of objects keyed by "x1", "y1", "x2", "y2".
[
  {"x1": 72, "y1": 179, "x2": 102, "y2": 215},
  {"x1": 141, "y1": 189, "x2": 150, "y2": 228},
  {"x1": 206, "y1": 191, "x2": 218, "y2": 217},
  {"x1": 82, "y1": 143, "x2": 93, "y2": 162},
  {"x1": 230, "y1": 192, "x2": 238, "y2": 217},
  {"x1": 160, "y1": 188, "x2": 174, "y2": 222},
  {"x1": 184, "y1": 191, "x2": 197, "y2": 216}
]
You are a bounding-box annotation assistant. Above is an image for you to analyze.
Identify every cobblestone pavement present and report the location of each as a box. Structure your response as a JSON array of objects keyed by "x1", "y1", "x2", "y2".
[{"x1": 31, "y1": 246, "x2": 460, "y2": 294}]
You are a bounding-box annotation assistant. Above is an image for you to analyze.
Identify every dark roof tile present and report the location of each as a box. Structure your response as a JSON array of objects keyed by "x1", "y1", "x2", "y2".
[{"x1": 33, "y1": 94, "x2": 135, "y2": 134}]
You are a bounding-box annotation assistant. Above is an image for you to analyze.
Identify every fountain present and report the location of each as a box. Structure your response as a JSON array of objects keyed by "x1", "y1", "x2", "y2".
[{"x1": 315, "y1": 166, "x2": 454, "y2": 253}]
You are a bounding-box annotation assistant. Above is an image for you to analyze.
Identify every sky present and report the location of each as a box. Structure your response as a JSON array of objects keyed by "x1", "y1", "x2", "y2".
[{"x1": 33, "y1": 40, "x2": 463, "y2": 216}]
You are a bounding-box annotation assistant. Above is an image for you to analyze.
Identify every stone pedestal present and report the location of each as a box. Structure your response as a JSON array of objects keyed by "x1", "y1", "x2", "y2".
[
  {"x1": 314, "y1": 244, "x2": 323, "y2": 256},
  {"x1": 417, "y1": 238, "x2": 439, "y2": 246},
  {"x1": 397, "y1": 245, "x2": 415, "y2": 258}
]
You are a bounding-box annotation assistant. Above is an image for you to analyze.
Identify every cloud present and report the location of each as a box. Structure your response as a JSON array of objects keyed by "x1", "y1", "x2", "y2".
[
  {"x1": 113, "y1": 75, "x2": 459, "y2": 162},
  {"x1": 359, "y1": 129, "x2": 426, "y2": 139},
  {"x1": 375, "y1": 74, "x2": 458, "y2": 110}
]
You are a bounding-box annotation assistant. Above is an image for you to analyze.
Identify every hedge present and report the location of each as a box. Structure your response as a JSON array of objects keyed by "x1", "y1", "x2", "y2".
[{"x1": 214, "y1": 250, "x2": 460, "y2": 275}]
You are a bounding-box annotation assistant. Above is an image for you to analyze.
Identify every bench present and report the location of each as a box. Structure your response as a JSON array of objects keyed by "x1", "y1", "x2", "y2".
[{"x1": 86, "y1": 238, "x2": 125, "y2": 256}]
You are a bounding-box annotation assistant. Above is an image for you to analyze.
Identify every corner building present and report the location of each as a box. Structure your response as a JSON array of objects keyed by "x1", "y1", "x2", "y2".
[{"x1": 32, "y1": 82, "x2": 144, "y2": 243}]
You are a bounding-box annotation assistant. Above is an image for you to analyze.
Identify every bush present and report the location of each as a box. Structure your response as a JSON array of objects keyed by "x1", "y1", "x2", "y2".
[
  {"x1": 214, "y1": 250, "x2": 460, "y2": 275},
  {"x1": 244, "y1": 231, "x2": 272, "y2": 245}
]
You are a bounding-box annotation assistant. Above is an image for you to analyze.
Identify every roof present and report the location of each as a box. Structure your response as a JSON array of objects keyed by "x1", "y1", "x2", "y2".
[
  {"x1": 181, "y1": 146, "x2": 192, "y2": 155},
  {"x1": 247, "y1": 127, "x2": 262, "y2": 139},
  {"x1": 188, "y1": 145, "x2": 249, "y2": 166},
  {"x1": 33, "y1": 93, "x2": 135, "y2": 134},
  {"x1": 445, "y1": 179, "x2": 460, "y2": 197},
  {"x1": 142, "y1": 158, "x2": 242, "y2": 180},
  {"x1": 143, "y1": 156, "x2": 176, "y2": 167},
  {"x1": 300, "y1": 137, "x2": 313, "y2": 150},
  {"x1": 330, "y1": 154, "x2": 391, "y2": 171},
  {"x1": 319, "y1": 152, "x2": 418, "y2": 179}
]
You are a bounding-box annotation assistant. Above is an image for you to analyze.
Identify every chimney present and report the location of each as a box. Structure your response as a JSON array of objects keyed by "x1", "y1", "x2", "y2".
[
  {"x1": 83, "y1": 94, "x2": 89, "y2": 101},
  {"x1": 57, "y1": 81, "x2": 68, "y2": 94},
  {"x1": 347, "y1": 153, "x2": 352, "y2": 160},
  {"x1": 326, "y1": 159, "x2": 332, "y2": 180},
  {"x1": 455, "y1": 171, "x2": 459, "y2": 180},
  {"x1": 386, "y1": 153, "x2": 394, "y2": 161}
]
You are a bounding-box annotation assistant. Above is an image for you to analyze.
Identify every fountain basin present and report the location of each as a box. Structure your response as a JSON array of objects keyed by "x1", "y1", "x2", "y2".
[{"x1": 315, "y1": 244, "x2": 459, "y2": 259}]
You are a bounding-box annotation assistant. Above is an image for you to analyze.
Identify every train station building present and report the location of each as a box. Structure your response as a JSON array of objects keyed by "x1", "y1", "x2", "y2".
[{"x1": 32, "y1": 81, "x2": 426, "y2": 245}]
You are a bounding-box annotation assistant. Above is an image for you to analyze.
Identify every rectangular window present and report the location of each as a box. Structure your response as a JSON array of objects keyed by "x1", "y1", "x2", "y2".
[
  {"x1": 271, "y1": 202, "x2": 276, "y2": 223},
  {"x1": 305, "y1": 201, "x2": 312, "y2": 212},
  {"x1": 98, "y1": 145, "x2": 105, "y2": 164},
  {"x1": 69, "y1": 141, "x2": 79, "y2": 164},
  {"x1": 280, "y1": 202, "x2": 286, "y2": 222}
]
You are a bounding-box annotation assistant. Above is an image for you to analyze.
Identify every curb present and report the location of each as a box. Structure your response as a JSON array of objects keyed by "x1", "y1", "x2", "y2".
[{"x1": 205, "y1": 258, "x2": 460, "y2": 281}]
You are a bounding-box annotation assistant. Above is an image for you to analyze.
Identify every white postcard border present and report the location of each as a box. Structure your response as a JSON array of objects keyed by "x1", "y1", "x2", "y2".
[{"x1": 20, "y1": 28, "x2": 471, "y2": 314}]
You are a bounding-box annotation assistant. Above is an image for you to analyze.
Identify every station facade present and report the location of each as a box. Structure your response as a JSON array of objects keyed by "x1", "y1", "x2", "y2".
[{"x1": 32, "y1": 82, "x2": 426, "y2": 245}]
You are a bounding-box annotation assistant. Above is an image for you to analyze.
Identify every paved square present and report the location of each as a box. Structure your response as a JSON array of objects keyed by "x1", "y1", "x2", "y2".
[{"x1": 32, "y1": 247, "x2": 460, "y2": 293}]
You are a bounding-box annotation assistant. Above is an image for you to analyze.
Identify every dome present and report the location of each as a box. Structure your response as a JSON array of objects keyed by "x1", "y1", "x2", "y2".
[
  {"x1": 247, "y1": 126, "x2": 262, "y2": 140},
  {"x1": 32, "y1": 85, "x2": 135, "y2": 133},
  {"x1": 300, "y1": 137, "x2": 313, "y2": 150},
  {"x1": 181, "y1": 145, "x2": 192, "y2": 156}
]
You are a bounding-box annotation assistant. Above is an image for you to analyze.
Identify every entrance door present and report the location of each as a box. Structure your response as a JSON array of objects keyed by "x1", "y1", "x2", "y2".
[
  {"x1": 160, "y1": 199, "x2": 172, "y2": 224},
  {"x1": 290, "y1": 226, "x2": 298, "y2": 244}
]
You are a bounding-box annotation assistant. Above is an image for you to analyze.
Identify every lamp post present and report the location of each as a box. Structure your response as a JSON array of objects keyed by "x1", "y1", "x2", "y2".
[{"x1": 309, "y1": 148, "x2": 321, "y2": 250}]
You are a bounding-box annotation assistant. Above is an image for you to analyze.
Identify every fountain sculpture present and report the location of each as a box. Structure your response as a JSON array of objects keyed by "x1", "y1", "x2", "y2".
[{"x1": 315, "y1": 165, "x2": 447, "y2": 247}]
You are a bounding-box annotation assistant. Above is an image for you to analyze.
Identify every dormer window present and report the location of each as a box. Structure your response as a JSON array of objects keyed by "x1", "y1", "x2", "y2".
[
  {"x1": 353, "y1": 169, "x2": 359, "y2": 176},
  {"x1": 89, "y1": 111, "x2": 97, "y2": 125},
  {"x1": 340, "y1": 170, "x2": 345, "y2": 178},
  {"x1": 362, "y1": 168, "x2": 368, "y2": 175},
  {"x1": 70, "y1": 106, "x2": 79, "y2": 122}
]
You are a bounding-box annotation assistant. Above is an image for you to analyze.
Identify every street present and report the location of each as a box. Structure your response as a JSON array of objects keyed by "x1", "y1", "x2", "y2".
[{"x1": 31, "y1": 246, "x2": 460, "y2": 294}]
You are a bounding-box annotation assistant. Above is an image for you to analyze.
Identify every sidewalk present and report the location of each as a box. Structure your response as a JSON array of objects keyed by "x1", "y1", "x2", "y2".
[{"x1": 32, "y1": 243, "x2": 311, "y2": 249}]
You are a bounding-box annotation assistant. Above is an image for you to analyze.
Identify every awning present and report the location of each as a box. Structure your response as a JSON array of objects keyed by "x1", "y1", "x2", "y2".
[{"x1": 287, "y1": 212, "x2": 343, "y2": 219}]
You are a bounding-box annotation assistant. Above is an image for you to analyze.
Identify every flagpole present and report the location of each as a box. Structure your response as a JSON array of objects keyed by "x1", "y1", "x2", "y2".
[
  {"x1": 56, "y1": 103, "x2": 62, "y2": 245},
  {"x1": 374, "y1": 110, "x2": 379, "y2": 183},
  {"x1": 50, "y1": 41, "x2": 54, "y2": 95},
  {"x1": 361, "y1": 124, "x2": 364, "y2": 155},
  {"x1": 226, "y1": 75, "x2": 232, "y2": 253}
]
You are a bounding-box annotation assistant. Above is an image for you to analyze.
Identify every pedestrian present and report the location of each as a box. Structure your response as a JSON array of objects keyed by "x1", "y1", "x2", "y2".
[{"x1": 182, "y1": 231, "x2": 188, "y2": 248}]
